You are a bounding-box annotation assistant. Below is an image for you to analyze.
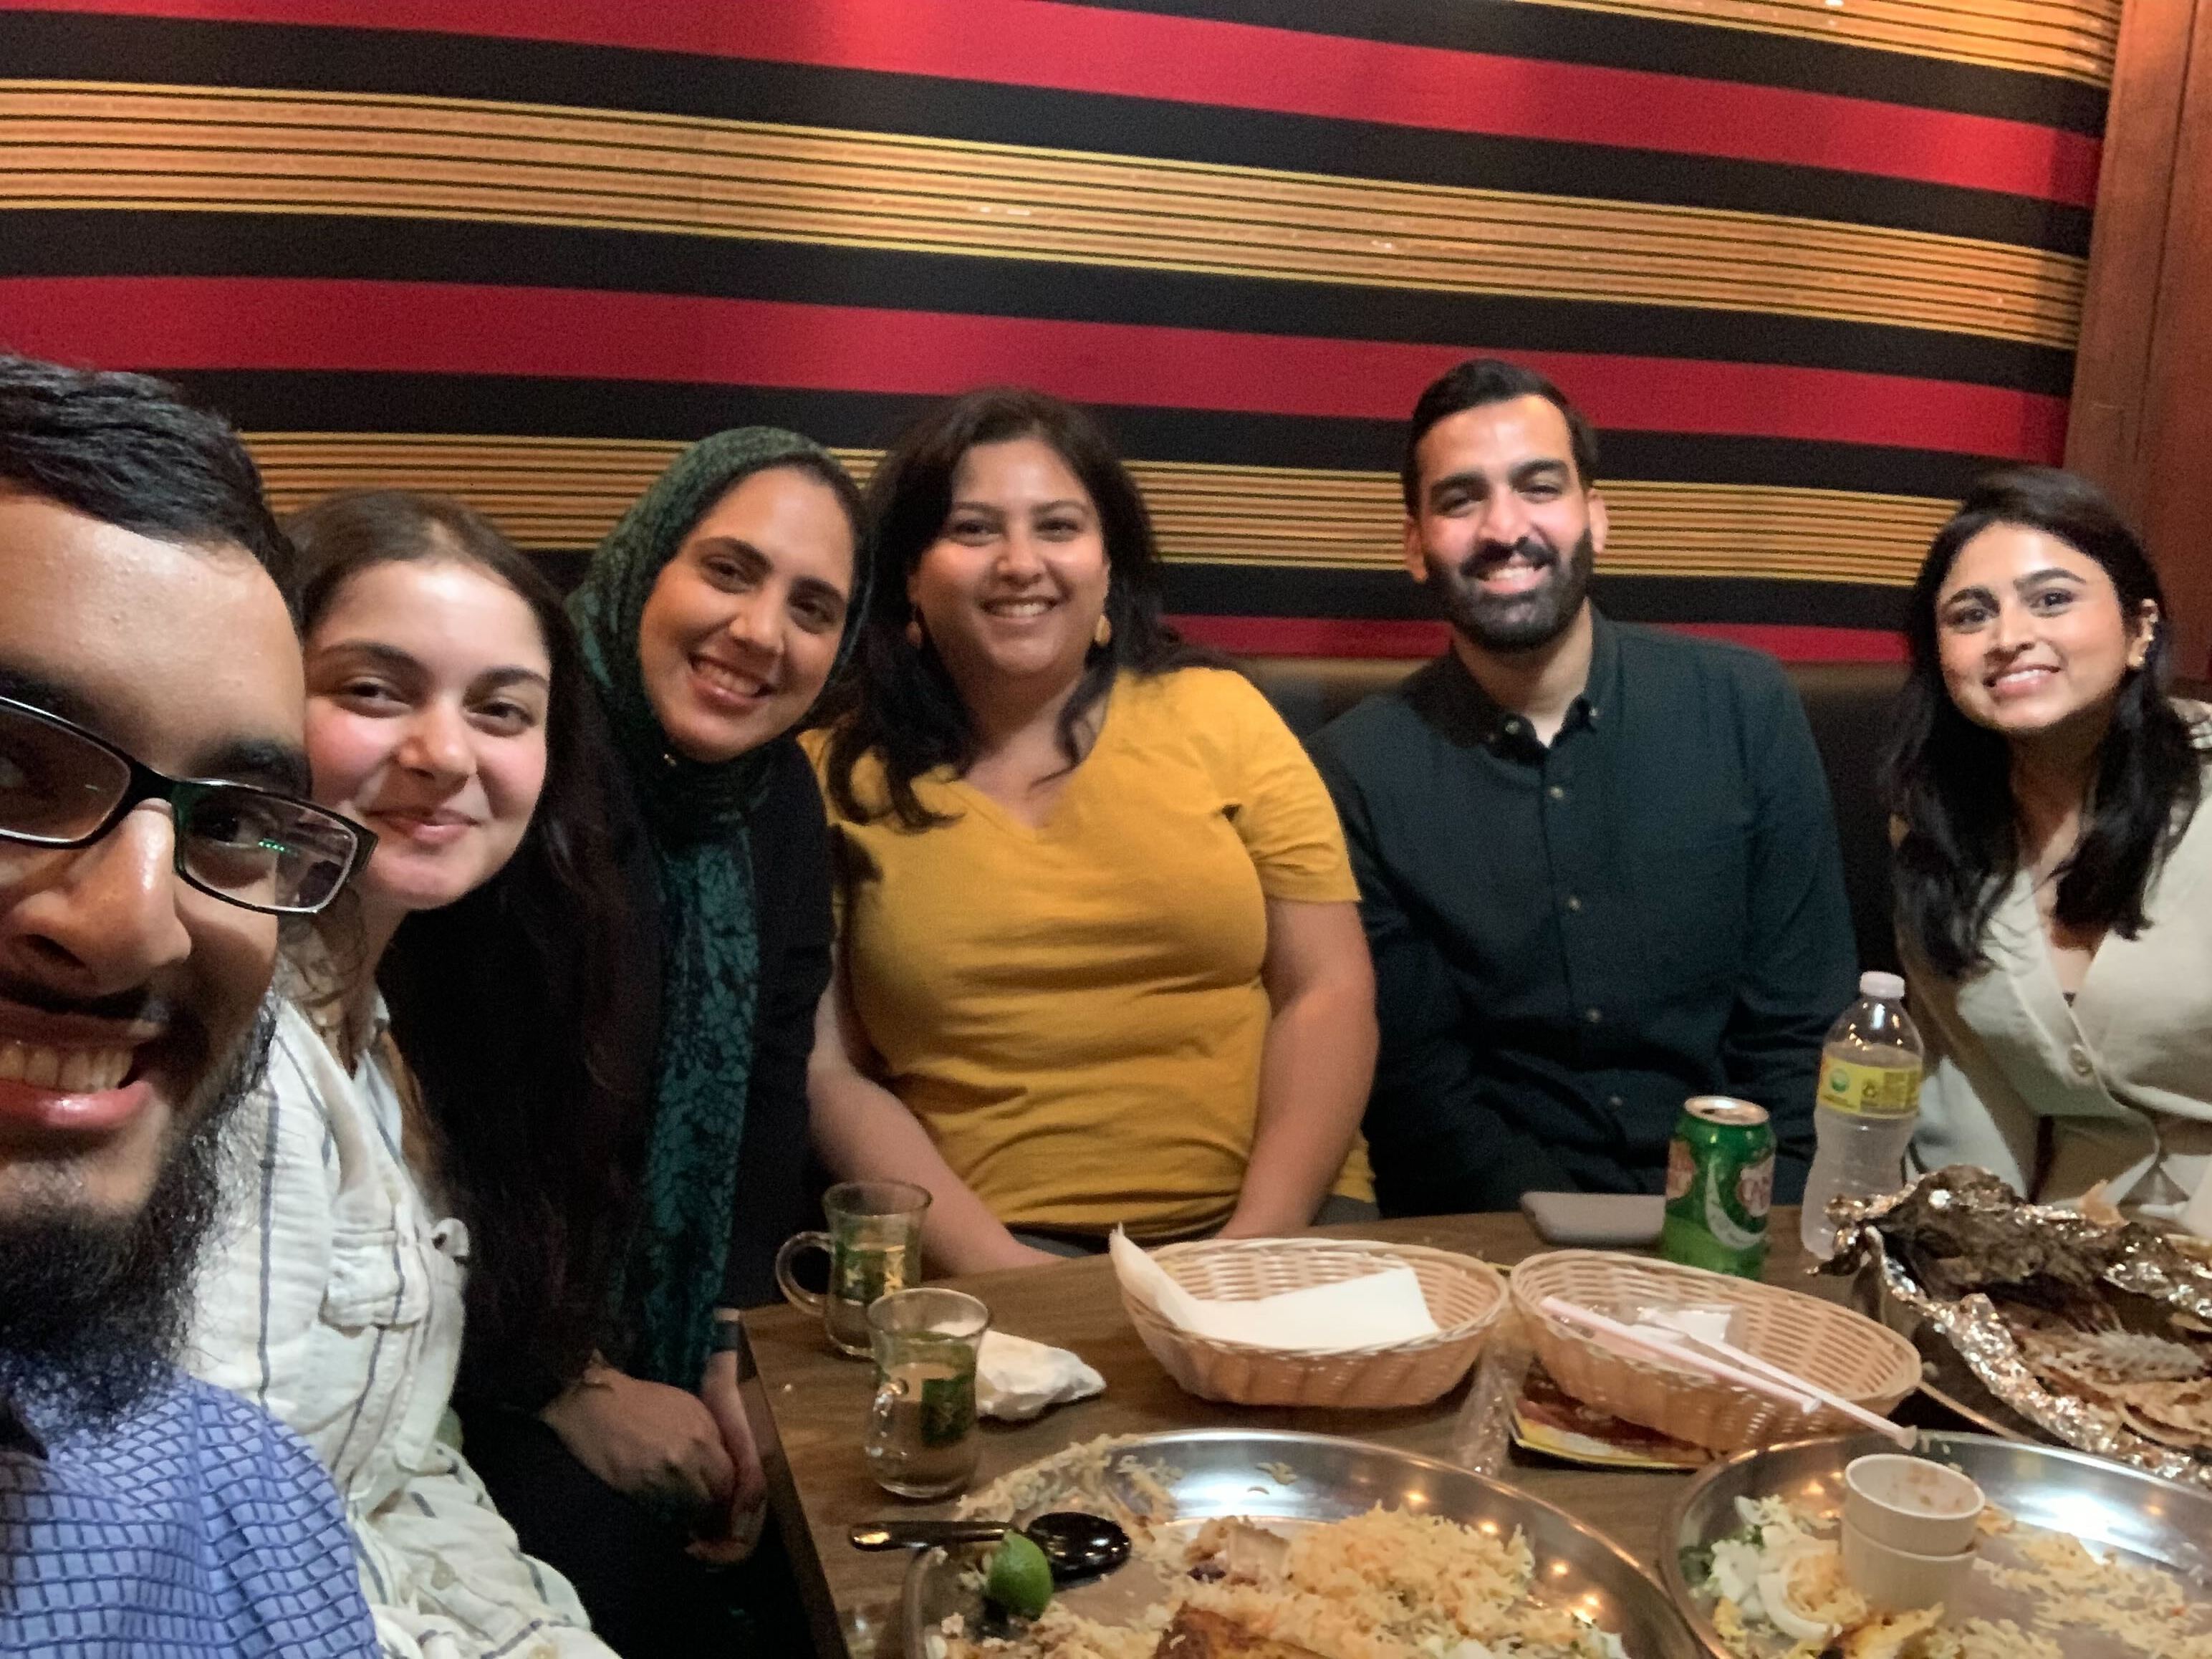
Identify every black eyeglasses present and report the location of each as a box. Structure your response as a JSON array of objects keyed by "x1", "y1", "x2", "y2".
[{"x1": 0, "y1": 695, "x2": 373, "y2": 916}]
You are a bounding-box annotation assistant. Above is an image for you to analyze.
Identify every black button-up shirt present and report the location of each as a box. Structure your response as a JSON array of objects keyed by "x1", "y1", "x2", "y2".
[{"x1": 1310, "y1": 612, "x2": 1856, "y2": 1213}]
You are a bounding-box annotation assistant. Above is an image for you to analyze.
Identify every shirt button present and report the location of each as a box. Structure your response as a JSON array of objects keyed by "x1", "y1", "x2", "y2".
[
  {"x1": 1606, "y1": 1095, "x2": 1624, "y2": 1110},
  {"x1": 1565, "y1": 895, "x2": 1583, "y2": 913},
  {"x1": 2068, "y1": 1044, "x2": 2095, "y2": 1079},
  {"x1": 1585, "y1": 1007, "x2": 1603, "y2": 1025},
  {"x1": 1504, "y1": 718, "x2": 1524, "y2": 735},
  {"x1": 1547, "y1": 784, "x2": 1567, "y2": 801}
]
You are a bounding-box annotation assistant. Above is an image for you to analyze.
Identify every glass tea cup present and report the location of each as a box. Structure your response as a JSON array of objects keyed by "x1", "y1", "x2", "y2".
[
  {"x1": 774, "y1": 1180, "x2": 931, "y2": 1357},
  {"x1": 864, "y1": 1288, "x2": 990, "y2": 1500}
]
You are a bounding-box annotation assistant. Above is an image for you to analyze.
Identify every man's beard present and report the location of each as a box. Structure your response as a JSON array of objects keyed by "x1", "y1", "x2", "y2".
[
  {"x1": 0, "y1": 1002, "x2": 273, "y2": 1435},
  {"x1": 1425, "y1": 529, "x2": 1595, "y2": 654}
]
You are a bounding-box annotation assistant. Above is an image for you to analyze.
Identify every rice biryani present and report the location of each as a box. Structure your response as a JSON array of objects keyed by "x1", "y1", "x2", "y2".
[
  {"x1": 926, "y1": 1438, "x2": 1628, "y2": 1659},
  {"x1": 1688, "y1": 1494, "x2": 2212, "y2": 1659}
]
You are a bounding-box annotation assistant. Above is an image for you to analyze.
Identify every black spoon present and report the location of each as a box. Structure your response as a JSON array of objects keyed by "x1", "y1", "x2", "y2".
[{"x1": 850, "y1": 1511, "x2": 1133, "y2": 1585}]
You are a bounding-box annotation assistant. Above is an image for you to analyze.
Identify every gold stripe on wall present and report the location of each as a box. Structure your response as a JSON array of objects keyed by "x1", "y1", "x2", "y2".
[
  {"x1": 244, "y1": 433, "x2": 1943, "y2": 587},
  {"x1": 1532, "y1": 0, "x2": 2120, "y2": 87},
  {"x1": 1, "y1": 82, "x2": 2083, "y2": 347}
]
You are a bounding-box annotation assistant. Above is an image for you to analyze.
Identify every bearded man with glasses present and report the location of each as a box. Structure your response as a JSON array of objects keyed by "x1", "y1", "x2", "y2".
[{"x1": 0, "y1": 352, "x2": 375, "y2": 1655}]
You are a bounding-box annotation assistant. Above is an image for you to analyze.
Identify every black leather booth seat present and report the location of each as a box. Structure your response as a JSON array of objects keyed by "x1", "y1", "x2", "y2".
[{"x1": 1239, "y1": 653, "x2": 1908, "y2": 976}]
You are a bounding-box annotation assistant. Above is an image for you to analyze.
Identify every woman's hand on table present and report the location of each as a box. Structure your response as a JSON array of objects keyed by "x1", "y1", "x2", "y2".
[
  {"x1": 539, "y1": 1360, "x2": 736, "y2": 1519},
  {"x1": 689, "y1": 1348, "x2": 768, "y2": 1564}
]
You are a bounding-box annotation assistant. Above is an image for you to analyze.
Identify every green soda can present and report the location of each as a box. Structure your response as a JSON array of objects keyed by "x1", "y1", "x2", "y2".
[{"x1": 1660, "y1": 1096, "x2": 1776, "y2": 1279}]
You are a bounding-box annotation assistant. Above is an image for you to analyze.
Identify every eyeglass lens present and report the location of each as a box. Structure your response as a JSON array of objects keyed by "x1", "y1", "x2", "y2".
[
  {"x1": 0, "y1": 701, "x2": 358, "y2": 913},
  {"x1": 174, "y1": 785, "x2": 360, "y2": 912},
  {"x1": 0, "y1": 701, "x2": 130, "y2": 840}
]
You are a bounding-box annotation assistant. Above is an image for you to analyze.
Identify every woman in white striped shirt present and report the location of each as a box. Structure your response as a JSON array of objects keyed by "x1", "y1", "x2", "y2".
[{"x1": 186, "y1": 491, "x2": 639, "y2": 1659}]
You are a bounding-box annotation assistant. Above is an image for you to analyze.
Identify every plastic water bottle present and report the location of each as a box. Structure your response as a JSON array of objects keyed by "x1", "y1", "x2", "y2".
[{"x1": 1800, "y1": 971, "x2": 1924, "y2": 1259}]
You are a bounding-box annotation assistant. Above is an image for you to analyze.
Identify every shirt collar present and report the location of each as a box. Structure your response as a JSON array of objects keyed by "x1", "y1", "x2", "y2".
[{"x1": 1415, "y1": 607, "x2": 1616, "y2": 753}]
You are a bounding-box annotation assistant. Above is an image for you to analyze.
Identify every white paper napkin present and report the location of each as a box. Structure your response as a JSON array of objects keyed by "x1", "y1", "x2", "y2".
[
  {"x1": 976, "y1": 1330, "x2": 1105, "y2": 1421},
  {"x1": 1109, "y1": 1228, "x2": 1438, "y2": 1353}
]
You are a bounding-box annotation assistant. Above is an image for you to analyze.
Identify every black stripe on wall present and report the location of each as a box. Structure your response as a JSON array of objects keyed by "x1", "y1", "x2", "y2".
[
  {"x1": 157, "y1": 370, "x2": 2021, "y2": 503},
  {"x1": 1082, "y1": 0, "x2": 2110, "y2": 133},
  {"x1": 1163, "y1": 564, "x2": 1913, "y2": 630},
  {"x1": 509, "y1": 552, "x2": 1912, "y2": 630},
  {"x1": 5, "y1": 214, "x2": 2082, "y2": 396}
]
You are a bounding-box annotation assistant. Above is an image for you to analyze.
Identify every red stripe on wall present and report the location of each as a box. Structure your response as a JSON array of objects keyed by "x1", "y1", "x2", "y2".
[
  {"x1": 4, "y1": 0, "x2": 2100, "y2": 206},
  {"x1": 1180, "y1": 615, "x2": 1907, "y2": 663},
  {"x1": 1665, "y1": 622, "x2": 1907, "y2": 663},
  {"x1": 0, "y1": 277, "x2": 2069, "y2": 461}
]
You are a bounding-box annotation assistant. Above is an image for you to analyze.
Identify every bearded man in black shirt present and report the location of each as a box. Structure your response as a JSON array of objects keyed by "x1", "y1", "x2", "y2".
[{"x1": 1310, "y1": 359, "x2": 1857, "y2": 1215}]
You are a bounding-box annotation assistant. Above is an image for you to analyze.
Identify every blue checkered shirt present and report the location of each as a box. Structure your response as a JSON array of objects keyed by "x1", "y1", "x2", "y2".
[{"x1": 0, "y1": 1370, "x2": 376, "y2": 1656}]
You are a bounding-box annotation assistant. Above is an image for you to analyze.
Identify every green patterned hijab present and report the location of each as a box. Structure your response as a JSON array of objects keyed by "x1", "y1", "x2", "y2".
[{"x1": 568, "y1": 428, "x2": 866, "y2": 1387}]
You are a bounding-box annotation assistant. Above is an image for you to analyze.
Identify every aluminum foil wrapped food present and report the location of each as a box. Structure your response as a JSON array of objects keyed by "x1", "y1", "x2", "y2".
[{"x1": 1826, "y1": 1165, "x2": 2212, "y2": 1488}]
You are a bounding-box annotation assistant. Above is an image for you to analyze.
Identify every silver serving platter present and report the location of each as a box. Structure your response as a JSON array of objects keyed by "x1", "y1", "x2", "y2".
[
  {"x1": 900, "y1": 1428, "x2": 1696, "y2": 1657},
  {"x1": 1662, "y1": 1430, "x2": 2212, "y2": 1659}
]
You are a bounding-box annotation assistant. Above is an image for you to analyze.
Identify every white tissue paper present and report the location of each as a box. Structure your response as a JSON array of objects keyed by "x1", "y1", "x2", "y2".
[
  {"x1": 976, "y1": 1330, "x2": 1105, "y2": 1421},
  {"x1": 1109, "y1": 1228, "x2": 1439, "y2": 1353}
]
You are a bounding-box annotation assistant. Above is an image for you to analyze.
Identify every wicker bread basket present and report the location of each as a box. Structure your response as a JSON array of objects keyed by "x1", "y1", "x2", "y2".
[
  {"x1": 1510, "y1": 1249, "x2": 1920, "y2": 1451},
  {"x1": 1119, "y1": 1236, "x2": 1506, "y2": 1408}
]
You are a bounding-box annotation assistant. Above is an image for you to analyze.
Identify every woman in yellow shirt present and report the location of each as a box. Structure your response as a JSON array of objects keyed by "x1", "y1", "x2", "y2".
[{"x1": 810, "y1": 388, "x2": 1377, "y2": 1271}]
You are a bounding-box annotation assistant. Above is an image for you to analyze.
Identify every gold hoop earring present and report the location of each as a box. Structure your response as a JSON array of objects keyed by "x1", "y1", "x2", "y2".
[{"x1": 1093, "y1": 612, "x2": 1113, "y2": 648}]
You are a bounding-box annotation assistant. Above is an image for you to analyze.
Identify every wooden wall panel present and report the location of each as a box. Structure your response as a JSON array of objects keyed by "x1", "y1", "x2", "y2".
[{"x1": 2068, "y1": 0, "x2": 2212, "y2": 675}]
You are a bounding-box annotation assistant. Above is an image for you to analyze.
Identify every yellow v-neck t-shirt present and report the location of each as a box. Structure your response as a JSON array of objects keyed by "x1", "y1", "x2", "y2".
[{"x1": 808, "y1": 667, "x2": 1366, "y2": 1236}]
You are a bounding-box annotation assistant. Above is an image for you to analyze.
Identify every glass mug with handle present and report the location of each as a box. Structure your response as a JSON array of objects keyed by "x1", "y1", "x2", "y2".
[
  {"x1": 865, "y1": 1288, "x2": 989, "y2": 1499},
  {"x1": 774, "y1": 1180, "x2": 931, "y2": 1357}
]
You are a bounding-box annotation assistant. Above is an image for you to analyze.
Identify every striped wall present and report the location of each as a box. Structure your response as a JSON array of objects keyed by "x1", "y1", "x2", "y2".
[{"x1": 0, "y1": 0, "x2": 2116, "y2": 658}]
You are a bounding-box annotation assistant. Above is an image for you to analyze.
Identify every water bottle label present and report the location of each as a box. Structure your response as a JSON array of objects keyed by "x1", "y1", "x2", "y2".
[{"x1": 1819, "y1": 1057, "x2": 1921, "y2": 1118}]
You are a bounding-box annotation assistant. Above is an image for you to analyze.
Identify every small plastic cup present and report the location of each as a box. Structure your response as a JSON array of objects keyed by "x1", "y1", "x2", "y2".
[
  {"x1": 1840, "y1": 1516, "x2": 1976, "y2": 1612},
  {"x1": 1844, "y1": 1454, "x2": 1984, "y2": 1557}
]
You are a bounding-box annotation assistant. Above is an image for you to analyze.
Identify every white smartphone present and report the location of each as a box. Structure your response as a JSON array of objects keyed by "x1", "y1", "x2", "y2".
[{"x1": 1519, "y1": 1191, "x2": 1665, "y2": 1248}]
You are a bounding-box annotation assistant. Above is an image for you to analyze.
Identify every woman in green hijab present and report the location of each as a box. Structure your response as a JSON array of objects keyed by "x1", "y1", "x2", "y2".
[{"x1": 461, "y1": 429, "x2": 867, "y2": 1655}]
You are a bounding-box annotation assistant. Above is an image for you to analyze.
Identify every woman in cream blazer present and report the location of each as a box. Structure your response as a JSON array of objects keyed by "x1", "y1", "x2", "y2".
[{"x1": 1886, "y1": 467, "x2": 2211, "y2": 1234}]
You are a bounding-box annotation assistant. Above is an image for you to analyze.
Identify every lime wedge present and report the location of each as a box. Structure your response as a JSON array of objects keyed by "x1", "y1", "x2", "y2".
[{"x1": 984, "y1": 1531, "x2": 1053, "y2": 1618}]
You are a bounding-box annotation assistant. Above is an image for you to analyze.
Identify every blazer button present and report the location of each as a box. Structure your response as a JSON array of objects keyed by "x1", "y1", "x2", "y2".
[{"x1": 2068, "y1": 1044, "x2": 2095, "y2": 1079}]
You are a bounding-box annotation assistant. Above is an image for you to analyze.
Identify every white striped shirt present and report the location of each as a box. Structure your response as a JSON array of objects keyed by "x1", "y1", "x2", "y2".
[{"x1": 186, "y1": 999, "x2": 612, "y2": 1659}]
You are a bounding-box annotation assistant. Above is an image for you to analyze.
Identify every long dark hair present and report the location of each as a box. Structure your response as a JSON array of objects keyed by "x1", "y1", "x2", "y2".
[
  {"x1": 1882, "y1": 466, "x2": 2201, "y2": 978},
  {"x1": 822, "y1": 387, "x2": 1222, "y2": 827},
  {"x1": 287, "y1": 489, "x2": 648, "y2": 1405}
]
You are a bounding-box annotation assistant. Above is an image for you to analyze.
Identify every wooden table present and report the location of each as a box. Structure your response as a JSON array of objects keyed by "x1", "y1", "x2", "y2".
[{"x1": 745, "y1": 1208, "x2": 1863, "y2": 1659}]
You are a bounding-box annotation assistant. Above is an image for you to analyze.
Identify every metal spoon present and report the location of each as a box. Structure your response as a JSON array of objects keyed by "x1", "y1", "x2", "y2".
[{"x1": 850, "y1": 1511, "x2": 1133, "y2": 1584}]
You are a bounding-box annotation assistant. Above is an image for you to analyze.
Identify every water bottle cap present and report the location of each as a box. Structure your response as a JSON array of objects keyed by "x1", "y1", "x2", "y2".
[{"x1": 1860, "y1": 971, "x2": 1906, "y2": 1001}]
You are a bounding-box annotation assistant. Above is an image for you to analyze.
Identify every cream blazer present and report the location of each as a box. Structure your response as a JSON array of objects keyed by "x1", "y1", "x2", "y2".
[{"x1": 1908, "y1": 706, "x2": 2212, "y2": 1234}]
